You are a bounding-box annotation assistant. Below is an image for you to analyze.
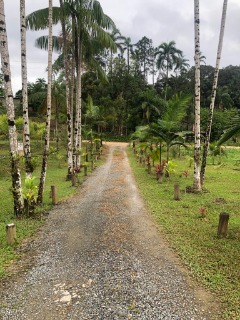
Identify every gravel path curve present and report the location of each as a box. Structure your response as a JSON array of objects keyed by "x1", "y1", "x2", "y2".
[{"x1": 0, "y1": 142, "x2": 219, "y2": 320}]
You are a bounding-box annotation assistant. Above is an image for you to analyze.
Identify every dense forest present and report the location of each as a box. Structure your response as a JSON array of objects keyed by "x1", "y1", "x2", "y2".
[{"x1": 1, "y1": 37, "x2": 239, "y2": 142}]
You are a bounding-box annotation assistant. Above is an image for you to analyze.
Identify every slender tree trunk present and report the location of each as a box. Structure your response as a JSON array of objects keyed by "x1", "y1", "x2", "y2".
[
  {"x1": 55, "y1": 101, "x2": 59, "y2": 151},
  {"x1": 71, "y1": 57, "x2": 76, "y2": 170},
  {"x1": 72, "y1": 15, "x2": 80, "y2": 171},
  {"x1": 59, "y1": 0, "x2": 73, "y2": 178},
  {"x1": 193, "y1": 0, "x2": 202, "y2": 192},
  {"x1": 0, "y1": 0, "x2": 24, "y2": 214},
  {"x1": 127, "y1": 48, "x2": 130, "y2": 74},
  {"x1": 20, "y1": 0, "x2": 32, "y2": 177},
  {"x1": 77, "y1": 44, "x2": 82, "y2": 169},
  {"x1": 37, "y1": 0, "x2": 53, "y2": 204},
  {"x1": 200, "y1": 0, "x2": 228, "y2": 186},
  {"x1": 164, "y1": 60, "x2": 169, "y2": 101}
]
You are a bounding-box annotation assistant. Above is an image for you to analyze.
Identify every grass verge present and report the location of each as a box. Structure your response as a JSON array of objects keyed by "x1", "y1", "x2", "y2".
[{"x1": 128, "y1": 146, "x2": 240, "y2": 320}]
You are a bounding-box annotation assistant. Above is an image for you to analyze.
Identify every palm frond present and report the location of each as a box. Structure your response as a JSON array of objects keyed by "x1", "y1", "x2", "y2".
[
  {"x1": 27, "y1": 7, "x2": 61, "y2": 30},
  {"x1": 35, "y1": 36, "x2": 62, "y2": 52}
]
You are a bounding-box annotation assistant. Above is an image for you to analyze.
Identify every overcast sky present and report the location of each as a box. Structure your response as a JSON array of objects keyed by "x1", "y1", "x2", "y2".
[{"x1": 3, "y1": 0, "x2": 240, "y2": 94}]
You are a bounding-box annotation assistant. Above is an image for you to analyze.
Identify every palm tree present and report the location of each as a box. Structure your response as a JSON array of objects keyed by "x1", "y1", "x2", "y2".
[
  {"x1": 27, "y1": 0, "x2": 116, "y2": 173},
  {"x1": 122, "y1": 37, "x2": 135, "y2": 73},
  {"x1": 0, "y1": 0, "x2": 24, "y2": 214},
  {"x1": 108, "y1": 28, "x2": 125, "y2": 76},
  {"x1": 37, "y1": 0, "x2": 53, "y2": 204},
  {"x1": 66, "y1": 0, "x2": 116, "y2": 169},
  {"x1": 200, "y1": 0, "x2": 228, "y2": 186},
  {"x1": 174, "y1": 55, "x2": 190, "y2": 75},
  {"x1": 20, "y1": 0, "x2": 32, "y2": 177},
  {"x1": 193, "y1": 0, "x2": 201, "y2": 192},
  {"x1": 155, "y1": 41, "x2": 183, "y2": 100}
]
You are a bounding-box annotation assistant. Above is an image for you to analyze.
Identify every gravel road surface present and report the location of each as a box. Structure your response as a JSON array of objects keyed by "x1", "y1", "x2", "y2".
[{"x1": 0, "y1": 142, "x2": 219, "y2": 320}]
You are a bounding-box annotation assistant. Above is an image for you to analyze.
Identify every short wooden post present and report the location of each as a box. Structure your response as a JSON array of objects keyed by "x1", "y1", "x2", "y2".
[
  {"x1": 84, "y1": 166, "x2": 88, "y2": 176},
  {"x1": 91, "y1": 160, "x2": 94, "y2": 171},
  {"x1": 72, "y1": 174, "x2": 77, "y2": 186},
  {"x1": 217, "y1": 212, "x2": 229, "y2": 237},
  {"x1": 142, "y1": 158, "x2": 146, "y2": 167},
  {"x1": 51, "y1": 185, "x2": 58, "y2": 205},
  {"x1": 6, "y1": 223, "x2": 16, "y2": 245},
  {"x1": 174, "y1": 184, "x2": 180, "y2": 200},
  {"x1": 147, "y1": 163, "x2": 151, "y2": 174},
  {"x1": 139, "y1": 155, "x2": 142, "y2": 164}
]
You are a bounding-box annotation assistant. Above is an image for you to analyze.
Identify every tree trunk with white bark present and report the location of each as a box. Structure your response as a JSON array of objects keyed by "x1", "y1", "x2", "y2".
[
  {"x1": 0, "y1": 0, "x2": 24, "y2": 214},
  {"x1": 59, "y1": 0, "x2": 73, "y2": 179},
  {"x1": 37, "y1": 0, "x2": 53, "y2": 204},
  {"x1": 200, "y1": 0, "x2": 228, "y2": 186},
  {"x1": 193, "y1": 0, "x2": 202, "y2": 192},
  {"x1": 76, "y1": 39, "x2": 82, "y2": 169},
  {"x1": 20, "y1": 0, "x2": 32, "y2": 177}
]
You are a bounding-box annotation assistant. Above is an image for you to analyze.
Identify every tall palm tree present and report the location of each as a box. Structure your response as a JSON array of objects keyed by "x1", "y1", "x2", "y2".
[
  {"x1": 122, "y1": 37, "x2": 134, "y2": 73},
  {"x1": 0, "y1": 0, "x2": 24, "y2": 214},
  {"x1": 67, "y1": 0, "x2": 116, "y2": 169},
  {"x1": 200, "y1": 0, "x2": 228, "y2": 186},
  {"x1": 37, "y1": 0, "x2": 53, "y2": 204},
  {"x1": 27, "y1": 0, "x2": 116, "y2": 173},
  {"x1": 193, "y1": 0, "x2": 202, "y2": 192},
  {"x1": 108, "y1": 28, "x2": 125, "y2": 76},
  {"x1": 155, "y1": 41, "x2": 183, "y2": 100},
  {"x1": 20, "y1": 0, "x2": 32, "y2": 177}
]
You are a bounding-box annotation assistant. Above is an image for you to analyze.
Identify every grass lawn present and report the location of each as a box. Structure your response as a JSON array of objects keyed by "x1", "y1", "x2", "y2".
[
  {"x1": 0, "y1": 138, "x2": 102, "y2": 278},
  {"x1": 128, "y1": 145, "x2": 240, "y2": 320}
]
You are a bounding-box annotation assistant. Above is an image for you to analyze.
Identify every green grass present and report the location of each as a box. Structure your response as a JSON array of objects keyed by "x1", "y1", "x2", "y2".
[
  {"x1": 0, "y1": 138, "x2": 102, "y2": 278},
  {"x1": 128, "y1": 146, "x2": 240, "y2": 320}
]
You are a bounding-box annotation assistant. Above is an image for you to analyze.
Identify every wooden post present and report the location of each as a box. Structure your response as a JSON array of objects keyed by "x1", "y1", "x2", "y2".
[
  {"x1": 91, "y1": 160, "x2": 94, "y2": 171},
  {"x1": 218, "y1": 212, "x2": 229, "y2": 237},
  {"x1": 6, "y1": 223, "x2": 16, "y2": 245},
  {"x1": 147, "y1": 163, "x2": 151, "y2": 174},
  {"x1": 174, "y1": 184, "x2": 180, "y2": 200},
  {"x1": 142, "y1": 158, "x2": 146, "y2": 167},
  {"x1": 51, "y1": 185, "x2": 58, "y2": 205},
  {"x1": 139, "y1": 155, "x2": 142, "y2": 164},
  {"x1": 158, "y1": 173, "x2": 163, "y2": 184},
  {"x1": 84, "y1": 166, "x2": 88, "y2": 176},
  {"x1": 72, "y1": 174, "x2": 77, "y2": 187}
]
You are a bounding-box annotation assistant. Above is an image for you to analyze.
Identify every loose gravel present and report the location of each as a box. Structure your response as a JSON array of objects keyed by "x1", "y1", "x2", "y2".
[{"x1": 0, "y1": 143, "x2": 219, "y2": 320}]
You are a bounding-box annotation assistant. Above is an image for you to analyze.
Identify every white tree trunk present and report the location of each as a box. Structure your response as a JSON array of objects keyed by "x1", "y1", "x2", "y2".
[
  {"x1": 0, "y1": 0, "x2": 24, "y2": 214},
  {"x1": 76, "y1": 40, "x2": 82, "y2": 169},
  {"x1": 193, "y1": 0, "x2": 202, "y2": 192},
  {"x1": 73, "y1": 22, "x2": 82, "y2": 171},
  {"x1": 59, "y1": 0, "x2": 73, "y2": 178},
  {"x1": 20, "y1": 0, "x2": 32, "y2": 177},
  {"x1": 37, "y1": 0, "x2": 53, "y2": 203},
  {"x1": 200, "y1": 0, "x2": 228, "y2": 186}
]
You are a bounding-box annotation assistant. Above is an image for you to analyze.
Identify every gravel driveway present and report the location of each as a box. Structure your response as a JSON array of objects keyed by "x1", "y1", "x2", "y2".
[{"x1": 0, "y1": 142, "x2": 219, "y2": 320}]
